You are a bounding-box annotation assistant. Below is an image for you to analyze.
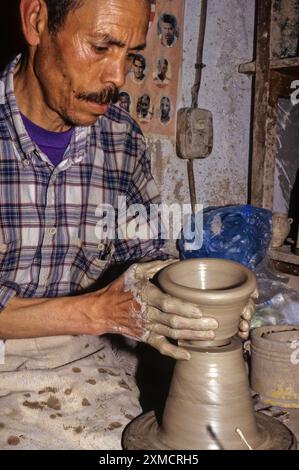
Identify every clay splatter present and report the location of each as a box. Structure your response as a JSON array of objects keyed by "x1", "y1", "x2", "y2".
[
  {"x1": 7, "y1": 436, "x2": 20, "y2": 446},
  {"x1": 107, "y1": 422, "x2": 122, "y2": 431},
  {"x1": 38, "y1": 387, "x2": 58, "y2": 395},
  {"x1": 118, "y1": 380, "x2": 131, "y2": 391},
  {"x1": 86, "y1": 379, "x2": 97, "y2": 385},
  {"x1": 45, "y1": 396, "x2": 61, "y2": 411},
  {"x1": 23, "y1": 401, "x2": 44, "y2": 410}
]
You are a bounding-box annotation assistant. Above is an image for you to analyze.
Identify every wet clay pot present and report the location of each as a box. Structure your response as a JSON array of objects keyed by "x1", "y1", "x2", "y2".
[
  {"x1": 122, "y1": 259, "x2": 296, "y2": 450},
  {"x1": 158, "y1": 258, "x2": 256, "y2": 346},
  {"x1": 251, "y1": 326, "x2": 299, "y2": 408}
]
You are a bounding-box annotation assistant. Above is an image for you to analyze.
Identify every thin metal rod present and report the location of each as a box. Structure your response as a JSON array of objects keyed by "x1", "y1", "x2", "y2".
[
  {"x1": 235, "y1": 427, "x2": 253, "y2": 450},
  {"x1": 187, "y1": 159, "x2": 197, "y2": 214},
  {"x1": 191, "y1": 0, "x2": 208, "y2": 108}
]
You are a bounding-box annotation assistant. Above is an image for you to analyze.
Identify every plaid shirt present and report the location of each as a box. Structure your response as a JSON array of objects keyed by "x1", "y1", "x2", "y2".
[{"x1": 0, "y1": 56, "x2": 165, "y2": 311}]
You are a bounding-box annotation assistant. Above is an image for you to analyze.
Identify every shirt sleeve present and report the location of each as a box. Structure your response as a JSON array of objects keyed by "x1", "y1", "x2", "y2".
[
  {"x1": 0, "y1": 281, "x2": 19, "y2": 313},
  {"x1": 113, "y1": 135, "x2": 169, "y2": 264}
]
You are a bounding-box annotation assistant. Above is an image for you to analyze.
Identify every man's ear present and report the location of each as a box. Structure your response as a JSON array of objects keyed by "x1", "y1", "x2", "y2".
[{"x1": 19, "y1": 0, "x2": 48, "y2": 47}]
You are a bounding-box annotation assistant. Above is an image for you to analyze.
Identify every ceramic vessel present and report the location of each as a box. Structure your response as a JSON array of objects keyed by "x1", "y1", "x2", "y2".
[
  {"x1": 271, "y1": 212, "x2": 293, "y2": 248},
  {"x1": 158, "y1": 258, "x2": 256, "y2": 346},
  {"x1": 251, "y1": 326, "x2": 299, "y2": 408}
]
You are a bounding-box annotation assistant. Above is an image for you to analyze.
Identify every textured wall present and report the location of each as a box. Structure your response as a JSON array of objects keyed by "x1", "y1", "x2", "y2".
[{"x1": 149, "y1": 0, "x2": 255, "y2": 209}]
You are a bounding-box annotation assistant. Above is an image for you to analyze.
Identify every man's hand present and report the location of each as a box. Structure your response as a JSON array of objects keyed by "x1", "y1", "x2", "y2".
[
  {"x1": 122, "y1": 260, "x2": 219, "y2": 361},
  {"x1": 84, "y1": 260, "x2": 257, "y2": 361},
  {"x1": 121, "y1": 260, "x2": 258, "y2": 360},
  {"x1": 238, "y1": 289, "x2": 258, "y2": 340}
]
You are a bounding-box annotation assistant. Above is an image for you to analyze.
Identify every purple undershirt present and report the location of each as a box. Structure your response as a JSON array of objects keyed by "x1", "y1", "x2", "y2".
[{"x1": 21, "y1": 113, "x2": 74, "y2": 167}]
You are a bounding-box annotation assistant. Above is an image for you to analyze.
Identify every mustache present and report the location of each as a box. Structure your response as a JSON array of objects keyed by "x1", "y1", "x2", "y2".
[{"x1": 76, "y1": 86, "x2": 119, "y2": 105}]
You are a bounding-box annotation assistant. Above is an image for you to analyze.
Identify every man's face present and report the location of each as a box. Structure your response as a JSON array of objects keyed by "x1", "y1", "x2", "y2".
[
  {"x1": 132, "y1": 59, "x2": 145, "y2": 80},
  {"x1": 161, "y1": 22, "x2": 174, "y2": 45},
  {"x1": 161, "y1": 99, "x2": 170, "y2": 118},
  {"x1": 160, "y1": 62, "x2": 168, "y2": 79},
  {"x1": 31, "y1": 0, "x2": 149, "y2": 126},
  {"x1": 140, "y1": 96, "x2": 150, "y2": 117},
  {"x1": 119, "y1": 95, "x2": 130, "y2": 111}
]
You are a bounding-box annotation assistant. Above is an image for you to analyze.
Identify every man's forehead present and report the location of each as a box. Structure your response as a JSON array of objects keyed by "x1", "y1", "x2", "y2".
[{"x1": 71, "y1": 0, "x2": 150, "y2": 21}]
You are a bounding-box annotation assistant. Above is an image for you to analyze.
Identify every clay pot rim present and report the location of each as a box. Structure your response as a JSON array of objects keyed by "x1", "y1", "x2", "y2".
[
  {"x1": 158, "y1": 258, "x2": 256, "y2": 304},
  {"x1": 251, "y1": 325, "x2": 299, "y2": 349}
]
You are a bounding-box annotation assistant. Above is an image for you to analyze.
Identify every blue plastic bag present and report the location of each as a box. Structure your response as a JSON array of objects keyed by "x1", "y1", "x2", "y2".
[{"x1": 179, "y1": 205, "x2": 272, "y2": 270}]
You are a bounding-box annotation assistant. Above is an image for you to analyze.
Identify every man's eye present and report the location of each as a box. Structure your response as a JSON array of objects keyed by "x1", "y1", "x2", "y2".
[{"x1": 93, "y1": 46, "x2": 108, "y2": 53}]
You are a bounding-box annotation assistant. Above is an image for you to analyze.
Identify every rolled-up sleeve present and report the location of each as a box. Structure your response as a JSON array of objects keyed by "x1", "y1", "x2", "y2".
[{"x1": 0, "y1": 282, "x2": 19, "y2": 312}]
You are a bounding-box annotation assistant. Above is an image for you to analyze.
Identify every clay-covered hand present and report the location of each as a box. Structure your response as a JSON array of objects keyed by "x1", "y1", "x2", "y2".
[
  {"x1": 238, "y1": 288, "x2": 258, "y2": 340},
  {"x1": 123, "y1": 260, "x2": 219, "y2": 361}
]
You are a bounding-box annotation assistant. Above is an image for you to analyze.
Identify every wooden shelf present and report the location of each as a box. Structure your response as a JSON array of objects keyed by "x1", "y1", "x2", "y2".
[
  {"x1": 270, "y1": 57, "x2": 299, "y2": 75},
  {"x1": 269, "y1": 245, "x2": 299, "y2": 265}
]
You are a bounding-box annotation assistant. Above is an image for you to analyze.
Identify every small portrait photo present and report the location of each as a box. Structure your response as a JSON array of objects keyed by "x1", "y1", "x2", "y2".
[
  {"x1": 117, "y1": 91, "x2": 132, "y2": 113},
  {"x1": 130, "y1": 54, "x2": 147, "y2": 85},
  {"x1": 159, "y1": 96, "x2": 172, "y2": 125},
  {"x1": 157, "y1": 13, "x2": 179, "y2": 48},
  {"x1": 136, "y1": 94, "x2": 154, "y2": 123},
  {"x1": 153, "y1": 58, "x2": 172, "y2": 87}
]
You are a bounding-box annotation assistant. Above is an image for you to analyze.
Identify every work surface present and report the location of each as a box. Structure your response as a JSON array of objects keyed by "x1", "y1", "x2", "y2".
[{"x1": 254, "y1": 397, "x2": 299, "y2": 449}]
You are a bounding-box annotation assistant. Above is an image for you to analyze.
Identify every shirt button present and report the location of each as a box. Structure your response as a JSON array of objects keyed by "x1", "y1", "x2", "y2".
[
  {"x1": 49, "y1": 227, "x2": 57, "y2": 237},
  {"x1": 97, "y1": 242, "x2": 105, "y2": 251},
  {"x1": 23, "y1": 159, "x2": 30, "y2": 167},
  {"x1": 0, "y1": 243, "x2": 7, "y2": 253}
]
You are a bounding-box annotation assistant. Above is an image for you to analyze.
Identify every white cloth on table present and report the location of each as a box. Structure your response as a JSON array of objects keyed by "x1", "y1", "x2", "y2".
[{"x1": 0, "y1": 335, "x2": 141, "y2": 450}]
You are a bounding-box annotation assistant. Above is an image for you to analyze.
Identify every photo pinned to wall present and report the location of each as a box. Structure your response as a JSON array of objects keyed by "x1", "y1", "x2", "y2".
[
  {"x1": 159, "y1": 96, "x2": 172, "y2": 126},
  {"x1": 118, "y1": 0, "x2": 185, "y2": 138},
  {"x1": 153, "y1": 57, "x2": 172, "y2": 87},
  {"x1": 157, "y1": 12, "x2": 180, "y2": 48},
  {"x1": 137, "y1": 94, "x2": 154, "y2": 123},
  {"x1": 117, "y1": 91, "x2": 133, "y2": 114},
  {"x1": 130, "y1": 54, "x2": 147, "y2": 85}
]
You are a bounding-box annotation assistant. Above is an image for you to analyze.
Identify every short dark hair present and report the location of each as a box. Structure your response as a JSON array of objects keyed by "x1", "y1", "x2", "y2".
[
  {"x1": 133, "y1": 54, "x2": 146, "y2": 69},
  {"x1": 119, "y1": 92, "x2": 131, "y2": 102},
  {"x1": 45, "y1": 0, "x2": 84, "y2": 33},
  {"x1": 45, "y1": 0, "x2": 152, "y2": 34},
  {"x1": 160, "y1": 13, "x2": 177, "y2": 28}
]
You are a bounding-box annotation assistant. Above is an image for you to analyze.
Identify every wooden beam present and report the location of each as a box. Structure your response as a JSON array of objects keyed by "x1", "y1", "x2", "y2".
[{"x1": 251, "y1": 0, "x2": 273, "y2": 208}]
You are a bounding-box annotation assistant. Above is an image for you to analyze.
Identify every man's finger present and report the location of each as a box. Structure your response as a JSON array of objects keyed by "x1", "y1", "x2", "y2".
[
  {"x1": 239, "y1": 319, "x2": 249, "y2": 333},
  {"x1": 146, "y1": 306, "x2": 218, "y2": 330},
  {"x1": 146, "y1": 322, "x2": 216, "y2": 341},
  {"x1": 135, "y1": 259, "x2": 178, "y2": 281},
  {"x1": 142, "y1": 284, "x2": 203, "y2": 318},
  {"x1": 238, "y1": 330, "x2": 249, "y2": 340},
  {"x1": 241, "y1": 299, "x2": 256, "y2": 321},
  {"x1": 147, "y1": 333, "x2": 191, "y2": 361}
]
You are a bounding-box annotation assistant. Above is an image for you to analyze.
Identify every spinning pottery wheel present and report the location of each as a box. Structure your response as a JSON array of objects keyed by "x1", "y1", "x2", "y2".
[{"x1": 123, "y1": 259, "x2": 296, "y2": 450}]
